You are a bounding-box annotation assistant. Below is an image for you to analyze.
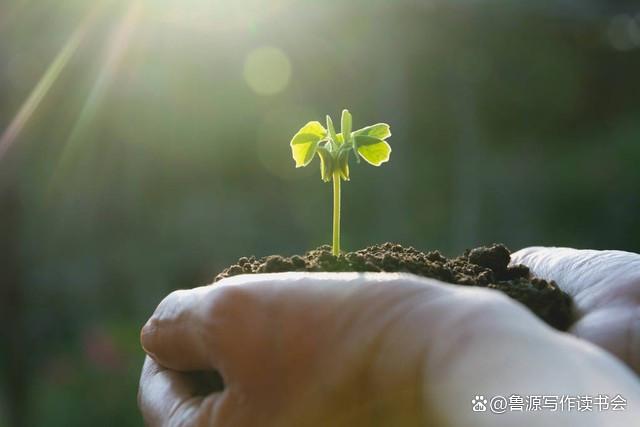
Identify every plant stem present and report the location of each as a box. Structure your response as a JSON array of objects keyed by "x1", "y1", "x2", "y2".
[{"x1": 332, "y1": 170, "x2": 341, "y2": 256}]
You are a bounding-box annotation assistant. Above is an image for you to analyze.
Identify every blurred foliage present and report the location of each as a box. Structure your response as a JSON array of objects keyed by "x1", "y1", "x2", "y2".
[{"x1": 1, "y1": 0, "x2": 639, "y2": 425}]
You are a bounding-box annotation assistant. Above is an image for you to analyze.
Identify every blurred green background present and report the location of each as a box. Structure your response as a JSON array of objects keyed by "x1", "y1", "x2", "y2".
[{"x1": 1, "y1": 0, "x2": 639, "y2": 425}]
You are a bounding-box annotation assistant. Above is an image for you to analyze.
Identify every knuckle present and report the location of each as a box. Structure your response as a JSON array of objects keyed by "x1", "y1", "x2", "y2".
[{"x1": 141, "y1": 289, "x2": 192, "y2": 351}]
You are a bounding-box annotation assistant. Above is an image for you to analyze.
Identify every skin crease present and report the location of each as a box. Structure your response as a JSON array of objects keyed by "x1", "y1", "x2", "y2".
[{"x1": 138, "y1": 247, "x2": 640, "y2": 426}]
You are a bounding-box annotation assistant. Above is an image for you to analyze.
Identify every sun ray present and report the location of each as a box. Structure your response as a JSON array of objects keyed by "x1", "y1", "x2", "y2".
[
  {"x1": 1, "y1": 27, "x2": 76, "y2": 159},
  {"x1": 48, "y1": 1, "x2": 143, "y2": 191},
  {"x1": 0, "y1": 3, "x2": 106, "y2": 162}
]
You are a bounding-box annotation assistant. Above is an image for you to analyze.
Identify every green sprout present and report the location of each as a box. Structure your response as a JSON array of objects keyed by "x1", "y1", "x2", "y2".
[{"x1": 290, "y1": 109, "x2": 392, "y2": 256}]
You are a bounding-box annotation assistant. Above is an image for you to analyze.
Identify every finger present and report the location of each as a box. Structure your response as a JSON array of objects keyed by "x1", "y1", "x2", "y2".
[
  {"x1": 138, "y1": 356, "x2": 224, "y2": 427},
  {"x1": 510, "y1": 247, "x2": 640, "y2": 308},
  {"x1": 511, "y1": 246, "x2": 640, "y2": 374},
  {"x1": 425, "y1": 290, "x2": 640, "y2": 427},
  {"x1": 141, "y1": 285, "x2": 229, "y2": 372},
  {"x1": 140, "y1": 273, "x2": 447, "y2": 379},
  {"x1": 424, "y1": 285, "x2": 640, "y2": 426},
  {"x1": 141, "y1": 277, "x2": 282, "y2": 386}
]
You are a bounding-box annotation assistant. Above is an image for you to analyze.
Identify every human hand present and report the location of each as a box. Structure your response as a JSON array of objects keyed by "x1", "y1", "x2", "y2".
[
  {"x1": 510, "y1": 246, "x2": 640, "y2": 374},
  {"x1": 139, "y1": 250, "x2": 640, "y2": 426}
]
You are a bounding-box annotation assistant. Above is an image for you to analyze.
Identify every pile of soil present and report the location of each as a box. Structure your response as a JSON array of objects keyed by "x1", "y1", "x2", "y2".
[{"x1": 215, "y1": 243, "x2": 574, "y2": 331}]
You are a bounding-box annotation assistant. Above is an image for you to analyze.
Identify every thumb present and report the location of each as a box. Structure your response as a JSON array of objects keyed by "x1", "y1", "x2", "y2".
[
  {"x1": 511, "y1": 246, "x2": 640, "y2": 374},
  {"x1": 140, "y1": 284, "x2": 239, "y2": 372}
]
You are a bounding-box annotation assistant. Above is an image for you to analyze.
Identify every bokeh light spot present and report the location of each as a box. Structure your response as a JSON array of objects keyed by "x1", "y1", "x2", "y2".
[
  {"x1": 243, "y1": 46, "x2": 291, "y2": 95},
  {"x1": 607, "y1": 15, "x2": 640, "y2": 51}
]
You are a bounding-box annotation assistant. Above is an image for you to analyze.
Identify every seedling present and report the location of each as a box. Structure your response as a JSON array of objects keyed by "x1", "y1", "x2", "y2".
[{"x1": 290, "y1": 109, "x2": 392, "y2": 256}]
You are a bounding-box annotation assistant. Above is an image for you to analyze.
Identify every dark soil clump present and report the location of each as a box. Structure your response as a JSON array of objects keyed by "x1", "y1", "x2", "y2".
[{"x1": 215, "y1": 243, "x2": 574, "y2": 331}]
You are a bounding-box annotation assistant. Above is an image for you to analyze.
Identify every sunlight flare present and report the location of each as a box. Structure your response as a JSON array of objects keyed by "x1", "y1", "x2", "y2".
[{"x1": 0, "y1": 12, "x2": 92, "y2": 160}]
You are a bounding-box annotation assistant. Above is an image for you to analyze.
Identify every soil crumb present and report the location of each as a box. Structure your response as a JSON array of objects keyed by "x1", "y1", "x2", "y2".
[{"x1": 215, "y1": 243, "x2": 573, "y2": 330}]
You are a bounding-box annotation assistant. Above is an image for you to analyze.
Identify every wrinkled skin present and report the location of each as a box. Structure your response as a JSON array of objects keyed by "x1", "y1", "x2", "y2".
[{"x1": 138, "y1": 247, "x2": 640, "y2": 426}]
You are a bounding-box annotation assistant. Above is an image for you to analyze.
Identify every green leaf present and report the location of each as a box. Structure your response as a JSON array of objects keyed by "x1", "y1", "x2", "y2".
[
  {"x1": 337, "y1": 150, "x2": 350, "y2": 181},
  {"x1": 354, "y1": 135, "x2": 391, "y2": 166},
  {"x1": 326, "y1": 115, "x2": 339, "y2": 147},
  {"x1": 290, "y1": 121, "x2": 327, "y2": 167},
  {"x1": 341, "y1": 109, "x2": 352, "y2": 145},
  {"x1": 353, "y1": 123, "x2": 391, "y2": 140},
  {"x1": 316, "y1": 146, "x2": 333, "y2": 182}
]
